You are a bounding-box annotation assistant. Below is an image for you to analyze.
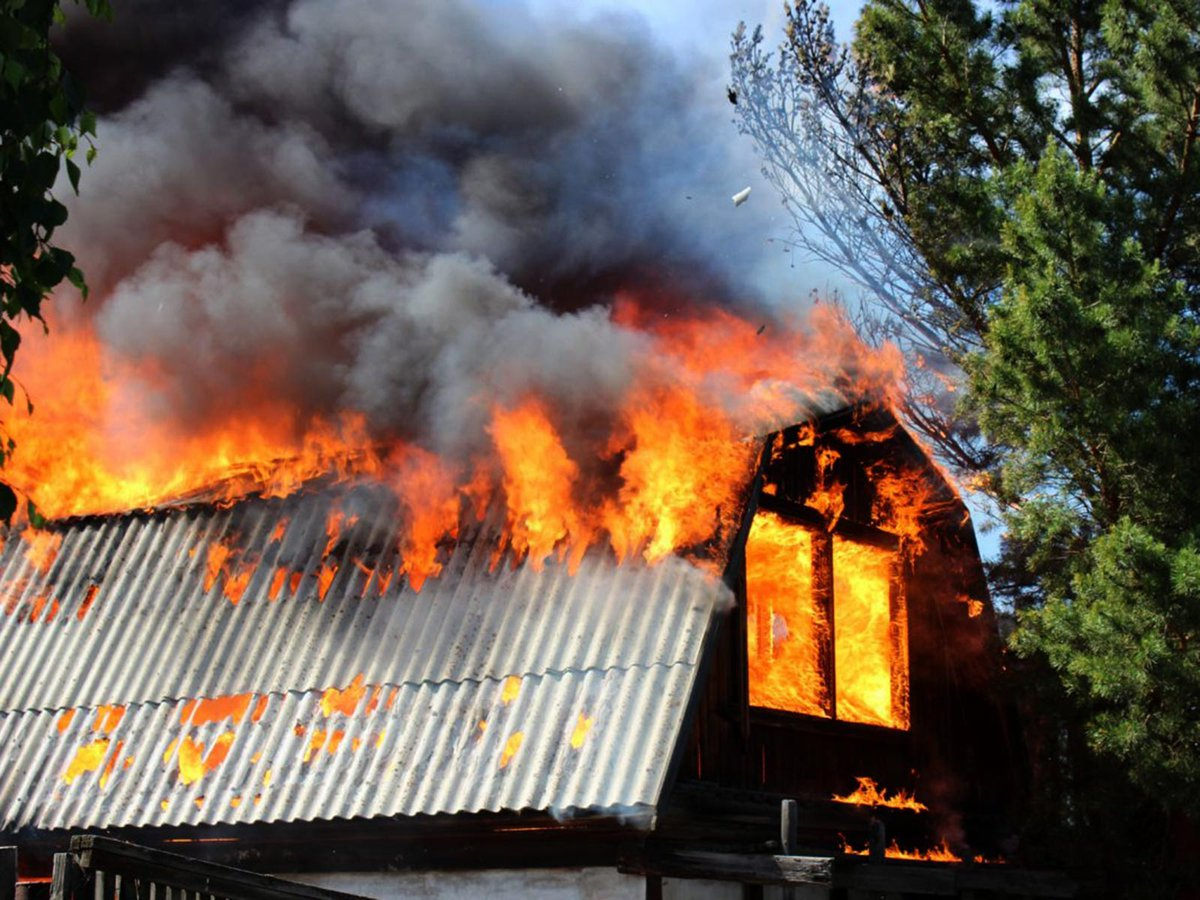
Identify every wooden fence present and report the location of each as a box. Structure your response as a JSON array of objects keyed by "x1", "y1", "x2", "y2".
[{"x1": 48, "y1": 837, "x2": 366, "y2": 900}]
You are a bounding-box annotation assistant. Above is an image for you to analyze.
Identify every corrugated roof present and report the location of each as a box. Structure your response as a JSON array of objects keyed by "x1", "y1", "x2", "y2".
[{"x1": 0, "y1": 485, "x2": 730, "y2": 832}]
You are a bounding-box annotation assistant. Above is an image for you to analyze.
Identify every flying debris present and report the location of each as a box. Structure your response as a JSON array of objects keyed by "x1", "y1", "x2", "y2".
[
  {"x1": 732, "y1": 187, "x2": 751, "y2": 207},
  {"x1": 726, "y1": 87, "x2": 737, "y2": 105}
]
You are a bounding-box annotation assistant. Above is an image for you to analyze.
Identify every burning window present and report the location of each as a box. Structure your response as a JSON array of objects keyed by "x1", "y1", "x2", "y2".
[{"x1": 746, "y1": 510, "x2": 909, "y2": 729}]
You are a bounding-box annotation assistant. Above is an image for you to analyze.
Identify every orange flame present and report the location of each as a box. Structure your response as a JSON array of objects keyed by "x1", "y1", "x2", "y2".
[
  {"x1": 841, "y1": 837, "x2": 962, "y2": 863},
  {"x1": 490, "y1": 399, "x2": 588, "y2": 571},
  {"x1": 569, "y1": 712, "x2": 594, "y2": 749},
  {"x1": 746, "y1": 511, "x2": 828, "y2": 717},
  {"x1": 832, "y1": 777, "x2": 927, "y2": 812},
  {"x1": 23, "y1": 531, "x2": 61, "y2": 574},
  {"x1": 833, "y1": 537, "x2": 908, "y2": 729},
  {"x1": 5, "y1": 298, "x2": 916, "y2": 593},
  {"x1": 321, "y1": 674, "x2": 366, "y2": 717},
  {"x1": 499, "y1": 731, "x2": 524, "y2": 769},
  {"x1": 64, "y1": 739, "x2": 109, "y2": 784},
  {"x1": 745, "y1": 514, "x2": 909, "y2": 729}
]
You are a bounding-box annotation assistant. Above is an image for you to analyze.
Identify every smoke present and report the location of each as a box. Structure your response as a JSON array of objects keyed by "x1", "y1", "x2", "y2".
[{"x1": 51, "y1": 0, "x2": 780, "y2": 453}]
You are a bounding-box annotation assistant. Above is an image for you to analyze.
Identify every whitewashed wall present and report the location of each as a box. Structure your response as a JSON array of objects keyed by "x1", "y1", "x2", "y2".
[{"x1": 281, "y1": 868, "x2": 644, "y2": 900}]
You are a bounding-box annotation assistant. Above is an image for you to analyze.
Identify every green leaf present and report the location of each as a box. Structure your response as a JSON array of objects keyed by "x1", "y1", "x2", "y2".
[
  {"x1": 0, "y1": 320, "x2": 21, "y2": 366},
  {"x1": 65, "y1": 156, "x2": 79, "y2": 192},
  {"x1": 67, "y1": 265, "x2": 87, "y2": 297},
  {"x1": 2, "y1": 56, "x2": 26, "y2": 90}
]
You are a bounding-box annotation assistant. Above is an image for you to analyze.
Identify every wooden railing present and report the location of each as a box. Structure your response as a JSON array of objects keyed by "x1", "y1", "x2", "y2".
[{"x1": 49, "y1": 837, "x2": 367, "y2": 900}]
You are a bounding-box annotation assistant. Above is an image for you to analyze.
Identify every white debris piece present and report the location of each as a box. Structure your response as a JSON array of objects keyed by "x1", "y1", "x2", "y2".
[{"x1": 732, "y1": 186, "x2": 752, "y2": 206}]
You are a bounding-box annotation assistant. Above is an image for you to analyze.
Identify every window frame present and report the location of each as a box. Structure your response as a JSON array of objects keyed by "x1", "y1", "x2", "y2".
[{"x1": 744, "y1": 493, "x2": 909, "y2": 730}]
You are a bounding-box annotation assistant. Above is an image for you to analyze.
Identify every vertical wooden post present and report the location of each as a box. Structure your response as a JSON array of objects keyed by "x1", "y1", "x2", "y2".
[
  {"x1": 780, "y1": 799, "x2": 799, "y2": 855},
  {"x1": 49, "y1": 853, "x2": 79, "y2": 900},
  {"x1": 644, "y1": 874, "x2": 663, "y2": 900},
  {"x1": 0, "y1": 846, "x2": 17, "y2": 900},
  {"x1": 889, "y1": 554, "x2": 910, "y2": 729},
  {"x1": 813, "y1": 532, "x2": 836, "y2": 720},
  {"x1": 781, "y1": 799, "x2": 799, "y2": 900},
  {"x1": 868, "y1": 816, "x2": 887, "y2": 864}
]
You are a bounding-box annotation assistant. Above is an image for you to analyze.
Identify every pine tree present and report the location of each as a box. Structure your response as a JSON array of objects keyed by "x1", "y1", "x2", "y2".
[{"x1": 734, "y1": 0, "x2": 1200, "y2": 887}]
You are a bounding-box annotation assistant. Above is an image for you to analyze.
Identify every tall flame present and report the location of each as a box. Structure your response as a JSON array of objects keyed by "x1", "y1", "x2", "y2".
[{"x1": 3, "y1": 298, "x2": 916, "y2": 590}]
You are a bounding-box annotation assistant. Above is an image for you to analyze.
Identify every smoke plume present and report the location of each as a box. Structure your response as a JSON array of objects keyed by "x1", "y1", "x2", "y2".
[{"x1": 47, "y1": 0, "x2": 786, "y2": 456}]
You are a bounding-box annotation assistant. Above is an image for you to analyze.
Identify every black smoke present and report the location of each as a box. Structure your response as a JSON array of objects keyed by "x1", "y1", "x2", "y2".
[{"x1": 51, "y1": 0, "x2": 772, "y2": 452}]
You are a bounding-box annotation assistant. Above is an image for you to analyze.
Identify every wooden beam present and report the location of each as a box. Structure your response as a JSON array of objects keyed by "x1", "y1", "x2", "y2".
[
  {"x1": 618, "y1": 849, "x2": 833, "y2": 888},
  {"x1": 834, "y1": 862, "x2": 1077, "y2": 898}
]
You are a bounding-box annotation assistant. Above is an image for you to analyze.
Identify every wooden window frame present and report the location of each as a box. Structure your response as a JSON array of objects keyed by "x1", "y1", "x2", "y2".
[{"x1": 746, "y1": 493, "x2": 908, "y2": 730}]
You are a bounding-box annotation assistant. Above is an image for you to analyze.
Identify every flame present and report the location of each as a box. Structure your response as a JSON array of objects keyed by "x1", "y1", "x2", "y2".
[
  {"x1": 745, "y1": 515, "x2": 909, "y2": 729},
  {"x1": 808, "y1": 445, "x2": 845, "y2": 529},
  {"x1": 3, "y1": 298, "x2": 916, "y2": 593},
  {"x1": 833, "y1": 537, "x2": 908, "y2": 729},
  {"x1": 499, "y1": 731, "x2": 524, "y2": 769},
  {"x1": 182, "y1": 693, "x2": 254, "y2": 727},
  {"x1": 500, "y1": 675, "x2": 522, "y2": 705},
  {"x1": 832, "y1": 776, "x2": 927, "y2": 812},
  {"x1": 321, "y1": 673, "x2": 366, "y2": 717},
  {"x1": 23, "y1": 531, "x2": 61, "y2": 574},
  {"x1": 604, "y1": 386, "x2": 755, "y2": 564},
  {"x1": 388, "y1": 446, "x2": 459, "y2": 590},
  {"x1": 99, "y1": 740, "x2": 125, "y2": 789},
  {"x1": 77, "y1": 584, "x2": 99, "y2": 620},
  {"x1": 490, "y1": 399, "x2": 588, "y2": 571},
  {"x1": 3, "y1": 313, "x2": 383, "y2": 521},
  {"x1": 841, "y1": 838, "x2": 962, "y2": 863},
  {"x1": 176, "y1": 732, "x2": 236, "y2": 785},
  {"x1": 746, "y1": 511, "x2": 829, "y2": 717},
  {"x1": 569, "y1": 712, "x2": 594, "y2": 749},
  {"x1": 93, "y1": 704, "x2": 125, "y2": 734},
  {"x1": 64, "y1": 739, "x2": 109, "y2": 784}
]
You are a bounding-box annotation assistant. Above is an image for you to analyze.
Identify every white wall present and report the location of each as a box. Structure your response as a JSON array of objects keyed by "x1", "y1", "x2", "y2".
[
  {"x1": 662, "y1": 876, "x2": 742, "y2": 899},
  {"x1": 279, "y1": 867, "x2": 643, "y2": 900}
]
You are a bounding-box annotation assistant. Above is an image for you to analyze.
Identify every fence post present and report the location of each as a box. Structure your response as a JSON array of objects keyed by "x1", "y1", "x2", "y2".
[
  {"x1": 0, "y1": 847, "x2": 16, "y2": 900},
  {"x1": 49, "y1": 853, "x2": 80, "y2": 900}
]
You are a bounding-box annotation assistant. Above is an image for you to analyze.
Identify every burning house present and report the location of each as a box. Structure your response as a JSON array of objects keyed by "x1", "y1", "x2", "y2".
[
  {"x1": 0, "y1": 3, "x2": 1082, "y2": 896},
  {"x1": 0, "y1": 386, "x2": 1072, "y2": 898}
]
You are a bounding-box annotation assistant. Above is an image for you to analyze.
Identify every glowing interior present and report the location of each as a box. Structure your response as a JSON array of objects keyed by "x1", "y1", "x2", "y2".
[
  {"x1": 746, "y1": 510, "x2": 908, "y2": 730},
  {"x1": 833, "y1": 535, "x2": 908, "y2": 728},
  {"x1": 746, "y1": 511, "x2": 829, "y2": 718}
]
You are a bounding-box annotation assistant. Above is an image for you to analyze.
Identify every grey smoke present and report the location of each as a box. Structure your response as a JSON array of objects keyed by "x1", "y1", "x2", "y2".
[{"x1": 54, "y1": 0, "x2": 781, "y2": 457}]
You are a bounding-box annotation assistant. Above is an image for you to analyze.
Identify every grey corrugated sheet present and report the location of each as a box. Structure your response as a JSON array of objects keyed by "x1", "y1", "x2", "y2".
[{"x1": 0, "y1": 485, "x2": 730, "y2": 831}]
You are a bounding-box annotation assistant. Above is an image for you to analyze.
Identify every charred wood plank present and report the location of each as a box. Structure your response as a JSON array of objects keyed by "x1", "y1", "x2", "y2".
[
  {"x1": 0, "y1": 847, "x2": 15, "y2": 900},
  {"x1": 68, "y1": 838, "x2": 367, "y2": 900},
  {"x1": 837, "y1": 863, "x2": 957, "y2": 895},
  {"x1": 834, "y1": 862, "x2": 1077, "y2": 898},
  {"x1": 49, "y1": 854, "x2": 82, "y2": 900},
  {"x1": 955, "y1": 867, "x2": 1077, "y2": 897},
  {"x1": 618, "y1": 848, "x2": 833, "y2": 888}
]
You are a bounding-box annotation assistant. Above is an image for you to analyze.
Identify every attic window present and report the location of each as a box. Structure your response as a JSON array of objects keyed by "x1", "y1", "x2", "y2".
[{"x1": 746, "y1": 509, "x2": 909, "y2": 730}]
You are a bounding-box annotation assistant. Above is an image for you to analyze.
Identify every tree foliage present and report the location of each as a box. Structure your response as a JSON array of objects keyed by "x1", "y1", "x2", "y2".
[
  {"x1": 0, "y1": 0, "x2": 108, "y2": 522},
  {"x1": 733, "y1": 0, "x2": 1200, "y2": 881}
]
